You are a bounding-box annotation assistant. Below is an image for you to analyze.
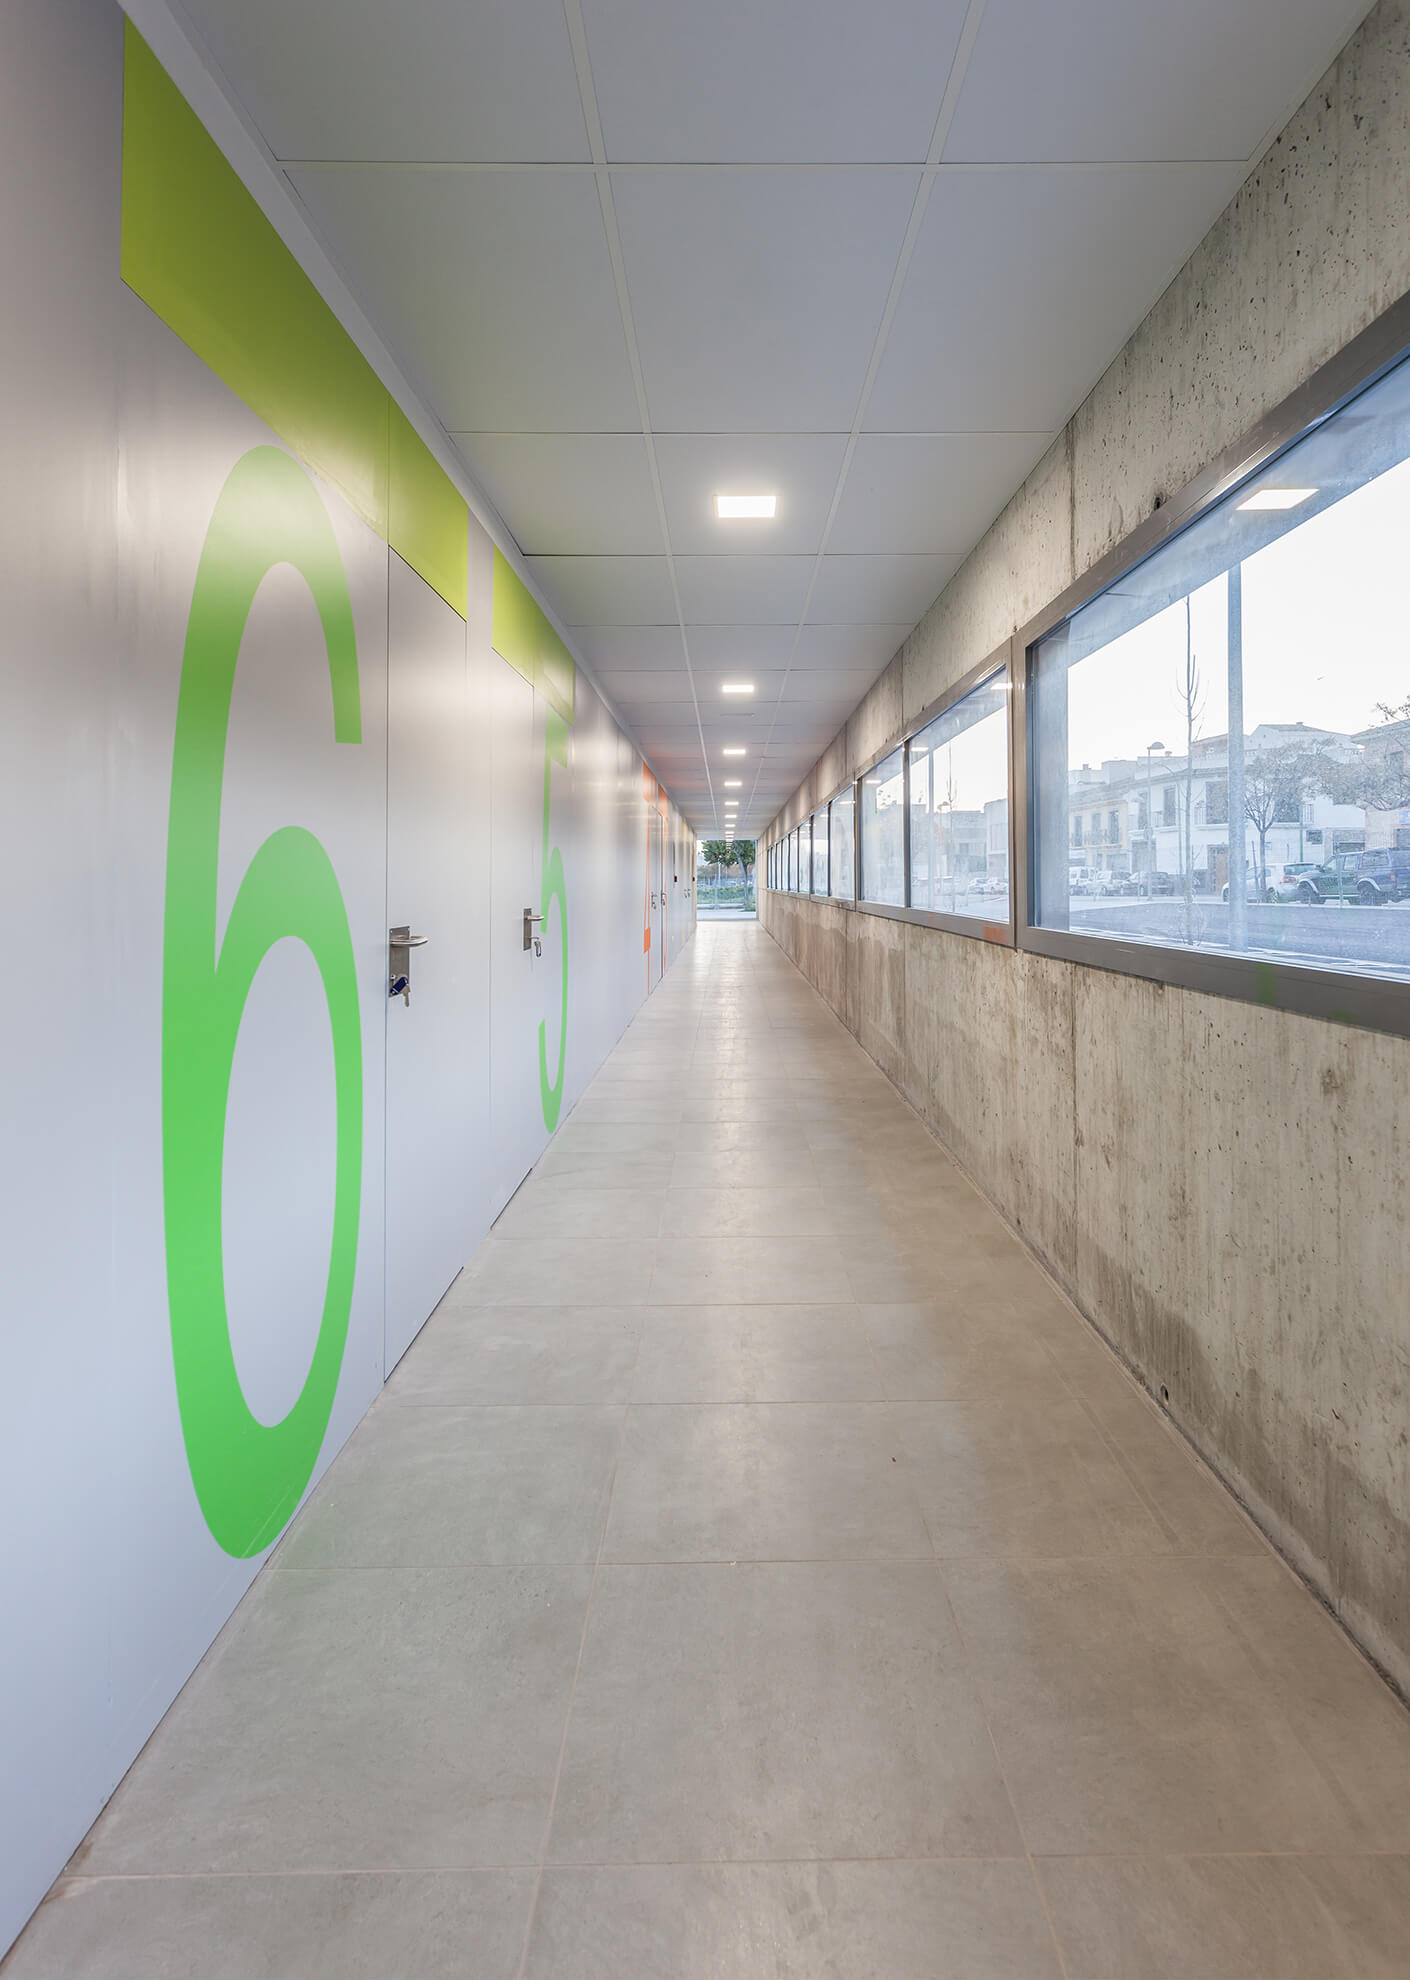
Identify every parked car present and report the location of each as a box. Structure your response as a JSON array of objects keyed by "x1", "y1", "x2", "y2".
[
  {"x1": 1141, "y1": 869, "x2": 1177, "y2": 895},
  {"x1": 1069, "y1": 866, "x2": 1100, "y2": 895},
  {"x1": 1294, "y1": 852, "x2": 1365, "y2": 902},
  {"x1": 1221, "y1": 860, "x2": 1317, "y2": 903},
  {"x1": 1355, "y1": 847, "x2": 1410, "y2": 902},
  {"x1": 1095, "y1": 870, "x2": 1129, "y2": 895}
]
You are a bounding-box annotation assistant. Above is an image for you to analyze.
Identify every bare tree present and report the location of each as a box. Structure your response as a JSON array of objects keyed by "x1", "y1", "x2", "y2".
[
  {"x1": 1326, "y1": 705, "x2": 1410, "y2": 815},
  {"x1": 1242, "y1": 743, "x2": 1324, "y2": 894}
]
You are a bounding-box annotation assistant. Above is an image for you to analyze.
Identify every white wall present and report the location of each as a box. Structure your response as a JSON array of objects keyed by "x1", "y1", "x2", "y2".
[{"x1": 0, "y1": 0, "x2": 694, "y2": 1954}]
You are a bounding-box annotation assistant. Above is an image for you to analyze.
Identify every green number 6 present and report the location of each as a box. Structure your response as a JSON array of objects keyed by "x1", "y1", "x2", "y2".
[{"x1": 162, "y1": 447, "x2": 363, "y2": 1558}]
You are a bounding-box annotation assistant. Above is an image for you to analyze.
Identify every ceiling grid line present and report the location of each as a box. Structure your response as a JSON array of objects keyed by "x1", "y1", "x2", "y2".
[
  {"x1": 561, "y1": 0, "x2": 720, "y2": 833},
  {"x1": 741, "y1": 0, "x2": 992, "y2": 833}
]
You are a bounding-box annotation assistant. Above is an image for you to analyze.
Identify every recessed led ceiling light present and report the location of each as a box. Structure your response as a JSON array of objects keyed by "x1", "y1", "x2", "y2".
[
  {"x1": 722, "y1": 779, "x2": 743, "y2": 787},
  {"x1": 1237, "y1": 487, "x2": 1317, "y2": 511},
  {"x1": 715, "y1": 494, "x2": 776, "y2": 520},
  {"x1": 722, "y1": 747, "x2": 746, "y2": 756},
  {"x1": 721, "y1": 682, "x2": 755, "y2": 694}
]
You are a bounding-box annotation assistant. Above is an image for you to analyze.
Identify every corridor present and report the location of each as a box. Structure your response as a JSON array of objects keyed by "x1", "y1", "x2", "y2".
[{"x1": 12, "y1": 921, "x2": 1410, "y2": 1977}]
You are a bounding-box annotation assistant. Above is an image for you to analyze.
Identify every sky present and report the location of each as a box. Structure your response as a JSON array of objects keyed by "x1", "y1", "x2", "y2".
[{"x1": 1065, "y1": 450, "x2": 1410, "y2": 774}]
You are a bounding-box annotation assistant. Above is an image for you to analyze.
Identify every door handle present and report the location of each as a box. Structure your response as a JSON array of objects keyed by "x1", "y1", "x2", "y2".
[
  {"x1": 389, "y1": 925, "x2": 427, "y2": 1005},
  {"x1": 523, "y1": 907, "x2": 544, "y2": 955}
]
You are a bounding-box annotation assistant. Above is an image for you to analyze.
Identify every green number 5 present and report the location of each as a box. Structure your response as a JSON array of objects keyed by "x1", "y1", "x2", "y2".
[{"x1": 162, "y1": 447, "x2": 363, "y2": 1558}]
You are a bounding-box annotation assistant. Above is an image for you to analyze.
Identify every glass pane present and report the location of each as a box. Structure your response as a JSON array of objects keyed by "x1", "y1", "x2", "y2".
[
  {"x1": 908, "y1": 674, "x2": 1009, "y2": 919},
  {"x1": 813, "y1": 810, "x2": 829, "y2": 894},
  {"x1": 798, "y1": 818, "x2": 811, "y2": 893},
  {"x1": 830, "y1": 785, "x2": 855, "y2": 899},
  {"x1": 861, "y1": 747, "x2": 905, "y2": 904},
  {"x1": 1031, "y1": 347, "x2": 1410, "y2": 984}
]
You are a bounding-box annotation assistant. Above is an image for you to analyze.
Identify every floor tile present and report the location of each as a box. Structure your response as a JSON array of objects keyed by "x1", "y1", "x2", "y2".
[
  {"x1": 862, "y1": 1301, "x2": 1062, "y2": 1401},
  {"x1": 274, "y1": 1404, "x2": 623, "y2": 1567},
  {"x1": 602, "y1": 1404, "x2": 930, "y2": 1560},
  {"x1": 670, "y1": 1148, "x2": 816, "y2": 1192},
  {"x1": 942, "y1": 1556, "x2": 1359, "y2": 1853},
  {"x1": 460, "y1": 1237, "x2": 655, "y2": 1307},
  {"x1": 548, "y1": 1562, "x2": 1021, "y2": 1861},
  {"x1": 526, "y1": 1861, "x2": 1062, "y2": 1979},
  {"x1": 386, "y1": 1304, "x2": 641, "y2": 1406},
  {"x1": 493, "y1": 1182, "x2": 666, "y2": 1240},
  {"x1": 3, "y1": 1872, "x2": 533, "y2": 1980},
  {"x1": 1037, "y1": 1853, "x2": 1410, "y2": 1980},
  {"x1": 1192, "y1": 1555, "x2": 1410, "y2": 1846},
  {"x1": 663, "y1": 1186, "x2": 848, "y2": 1239},
  {"x1": 649, "y1": 1236, "x2": 852, "y2": 1305},
  {"x1": 892, "y1": 1395, "x2": 1172, "y2": 1557},
  {"x1": 632, "y1": 1304, "x2": 879, "y2": 1402},
  {"x1": 78, "y1": 1567, "x2": 592, "y2": 1872}
]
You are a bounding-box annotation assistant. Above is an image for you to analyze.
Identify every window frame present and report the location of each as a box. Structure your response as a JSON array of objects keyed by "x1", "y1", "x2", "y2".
[
  {"x1": 844, "y1": 645, "x2": 1016, "y2": 944},
  {"x1": 827, "y1": 780, "x2": 858, "y2": 904},
  {"x1": 1011, "y1": 285, "x2": 1410, "y2": 1041},
  {"x1": 900, "y1": 650, "x2": 1017, "y2": 943},
  {"x1": 858, "y1": 741, "x2": 908, "y2": 910}
]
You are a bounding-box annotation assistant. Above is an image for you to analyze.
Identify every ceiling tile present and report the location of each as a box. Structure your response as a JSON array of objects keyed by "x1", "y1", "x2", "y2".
[
  {"x1": 613, "y1": 169, "x2": 919, "y2": 430},
  {"x1": 808, "y1": 555, "x2": 959, "y2": 624},
  {"x1": 597, "y1": 669, "x2": 699, "y2": 703},
  {"x1": 654, "y1": 434, "x2": 848, "y2": 554},
  {"x1": 581, "y1": 0, "x2": 968, "y2": 162},
  {"x1": 793, "y1": 625, "x2": 911, "y2": 671},
  {"x1": 530, "y1": 555, "x2": 677, "y2": 624},
  {"x1": 286, "y1": 167, "x2": 639, "y2": 431},
  {"x1": 572, "y1": 627, "x2": 686, "y2": 670},
  {"x1": 185, "y1": 0, "x2": 590, "y2": 161},
  {"x1": 455, "y1": 434, "x2": 660, "y2": 554},
  {"x1": 684, "y1": 627, "x2": 799, "y2": 671},
  {"x1": 830, "y1": 432, "x2": 1053, "y2": 554},
  {"x1": 866, "y1": 163, "x2": 1241, "y2": 433},
  {"x1": 944, "y1": 0, "x2": 1374, "y2": 164},
  {"x1": 676, "y1": 556, "x2": 814, "y2": 624},
  {"x1": 781, "y1": 669, "x2": 876, "y2": 703},
  {"x1": 690, "y1": 666, "x2": 787, "y2": 699}
]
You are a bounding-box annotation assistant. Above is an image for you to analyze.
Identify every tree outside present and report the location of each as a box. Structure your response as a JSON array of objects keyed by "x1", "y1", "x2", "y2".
[{"x1": 697, "y1": 839, "x2": 756, "y2": 914}]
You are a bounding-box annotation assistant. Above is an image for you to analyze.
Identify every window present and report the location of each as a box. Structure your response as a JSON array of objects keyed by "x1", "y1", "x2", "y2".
[
  {"x1": 799, "y1": 817, "x2": 812, "y2": 894},
  {"x1": 812, "y1": 809, "x2": 829, "y2": 895},
  {"x1": 830, "y1": 785, "x2": 855, "y2": 900},
  {"x1": 1030, "y1": 338, "x2": 1410, "y2": 988},
  {"x1": 908, "y1": 671, "x2": 1010, "y2": 919},
  {"x1": 860, "y1": 747, "x2": 905, "y2": 904},
  {"x1": 785, "y1": 830, "x2": 794, "y2": 892}
]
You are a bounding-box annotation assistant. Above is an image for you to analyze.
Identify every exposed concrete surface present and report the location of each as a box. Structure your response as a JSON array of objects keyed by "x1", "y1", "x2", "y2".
[{"x1": 763, "y1": 0, "x2": 1410, "y2": 1693}]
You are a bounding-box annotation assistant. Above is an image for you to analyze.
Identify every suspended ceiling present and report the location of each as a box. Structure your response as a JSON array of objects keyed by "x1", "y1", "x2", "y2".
[{"x1": 179, "y1": 0, "x2": 1372, "y2": 839}]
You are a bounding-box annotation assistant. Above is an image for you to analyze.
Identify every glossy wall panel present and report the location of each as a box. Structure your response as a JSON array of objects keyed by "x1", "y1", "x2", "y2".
[{"x1": 0, "y1": 0, "x2": 694, "y2": 1956}]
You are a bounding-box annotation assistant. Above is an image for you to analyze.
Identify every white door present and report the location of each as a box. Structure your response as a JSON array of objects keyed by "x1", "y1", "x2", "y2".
[
  {"x1": 488, "y1": 654, "x2": 545, "y2": 1215},
  {"x1": 384, "y1": 552, "x2": 474, "y2": 1373},
  {"x1": 648, "y1": 808, "x2": 665, "y2": 989}
]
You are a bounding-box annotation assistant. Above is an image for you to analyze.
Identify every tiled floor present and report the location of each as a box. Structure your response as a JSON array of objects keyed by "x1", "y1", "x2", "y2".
[{"x1": 11, "y1": 922, "x2": 1410, "y2": 1977}]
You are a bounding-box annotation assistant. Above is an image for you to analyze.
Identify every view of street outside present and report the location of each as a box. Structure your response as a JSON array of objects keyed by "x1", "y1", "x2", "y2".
[
  {"x1": 698, "y1": 839, "x2": 756, "y2": 915},
  {"x1": 1032, "y1": 355, "x2": 1410, "y2": 982}
]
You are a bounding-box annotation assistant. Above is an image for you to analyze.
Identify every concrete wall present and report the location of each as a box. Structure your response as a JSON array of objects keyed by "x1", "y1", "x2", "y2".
[{"x1": 763, "y1": 0, "x2": 1410, "y2": 1695}]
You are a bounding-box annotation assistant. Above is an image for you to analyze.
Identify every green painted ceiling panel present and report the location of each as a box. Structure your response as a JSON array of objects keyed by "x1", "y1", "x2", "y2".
[
  {"x1": 122, "y1": 23, "x2": 467, "y2": 620},
  {"x1": 389, "y1": 404, "x2": 468, "y2": 618},
  {"x1": 492, "y1": 549, "x2": 576, "y2": 725}
]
